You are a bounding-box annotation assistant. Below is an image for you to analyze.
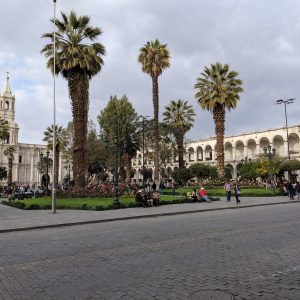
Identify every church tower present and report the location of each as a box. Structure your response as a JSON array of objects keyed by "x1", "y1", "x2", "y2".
[{"x1": 0, "y1": 73, "x2": 19, "y2": 145}]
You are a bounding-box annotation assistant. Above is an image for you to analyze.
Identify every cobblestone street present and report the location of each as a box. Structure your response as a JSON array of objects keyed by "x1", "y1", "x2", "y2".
[{"x1": 0, "y1": 203, "x2": 299, "y2": 299}]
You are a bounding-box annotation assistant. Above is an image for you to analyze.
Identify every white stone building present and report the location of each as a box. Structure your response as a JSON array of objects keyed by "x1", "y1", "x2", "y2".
[
  {"x1": 133, "y1": 123, "x2": 300, "y2": 181},
  {"x1": 0, "y1": 76, "x2": 66, "y2": 186}
]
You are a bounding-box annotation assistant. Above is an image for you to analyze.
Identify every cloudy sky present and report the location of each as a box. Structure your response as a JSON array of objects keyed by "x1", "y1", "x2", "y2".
[{"x1": 1, "y1": 0, "x2": 299, "y2": 144}]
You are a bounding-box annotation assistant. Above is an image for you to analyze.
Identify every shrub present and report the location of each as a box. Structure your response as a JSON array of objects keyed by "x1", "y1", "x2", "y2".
[
  {"x1": 15, "y1": 202, "x2": 25, "y2": 209},
  {"x1": 95, "y1": 205, "x2": 104, "y2": 211},
  {"x1": 28, "y1": 204, "x2": 41, "y2": 210}
]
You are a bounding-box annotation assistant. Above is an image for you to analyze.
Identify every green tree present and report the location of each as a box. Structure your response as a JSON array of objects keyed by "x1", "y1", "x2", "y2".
[
  {"x1": 43, "y1": 125, "x2": 68, "y2": 187},
  {"x1": 163, "y1": 99, "x2": 195, "y2": 169},
  {"x1": 85, "y1": 121, "x2": 110, "y2": 184},
  {"x1": 173, "y1": 168, "x2": 192, "y2": 186},
  {"x1": 41, "y1": 10, "x2": 105, "y2": 188},
  {"x1": 143, "y1": 120, "x2": 175, "y2": 174},
  {"x1": 195, "y1": 62, "x2": 243, "y2": 177},
  {"x1": 239, "y1": 162, "x2": 258, "y2": 180},
  {"x1": 0, "y1": 167, "x2": 7, "y2": 181},
  {"x1": 98, "y1": 95, "x2": 140, "y2": 183},
  {"x1": 189, "y1": 163, "x2": 210, "y2": 179},
  {"x1": 0, "y1": 119, "x2": 9, "y2": 142},
  {"x1": 255, "y1": 154, "x2": 281, "y2": 179},
  {"x1": 138, "y1": 39, "x2": 170, "y2": 181},
  {"x1": 209, "y1": 166, "x2": 218, "y2": 179},
  {"x1": 4, "y1": 146, "x2": 16, "y2": 186},
  {"x1": 279, "y1": 160, "x2": 300, "y2": 173}
]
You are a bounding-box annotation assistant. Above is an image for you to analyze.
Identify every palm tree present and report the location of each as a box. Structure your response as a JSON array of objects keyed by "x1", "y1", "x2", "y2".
[
  {"x1": 4, "y1": 146, "x2": 16, "y2": 186},
  {"x1": 163, "y1": 100, "x2": 195, "y2": 169},
  {"x1": 43, "y1": 125, "x2": 68, "y2": 187},
  {"x1": 138, "y1": 39, "x2": 170, "y2": 180},
  {"x1": 41, "y1": 10, "x2": 105, "y2": 188},
  {"x1": 195, "y1": 62, "x2": 243, "y2": 177}
]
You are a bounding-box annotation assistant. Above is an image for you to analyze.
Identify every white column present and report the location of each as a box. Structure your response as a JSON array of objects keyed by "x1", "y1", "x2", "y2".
[
  {"x1": 232, "y1": 147, "x2": 236, "y2": 160},
  {"x1": 256, "y1": 143, "x2": 260, "y2": 156},
  {"x1": 30, "y1": 150, "x2": 34, "y2": 184}
]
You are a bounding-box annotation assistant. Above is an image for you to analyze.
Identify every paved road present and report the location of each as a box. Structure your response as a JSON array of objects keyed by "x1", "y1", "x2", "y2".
[
  {"x1": 0, "y1": 196, "x2": 296, "y2": 232},
  {"x1": 0, "y1": 203, "x2": 299, "y2": 299}
]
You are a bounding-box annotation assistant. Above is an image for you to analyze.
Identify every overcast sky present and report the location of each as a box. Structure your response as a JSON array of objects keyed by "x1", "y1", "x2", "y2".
[{"x1": 1, "y1": 0, "x2": 300, "y2": 144}]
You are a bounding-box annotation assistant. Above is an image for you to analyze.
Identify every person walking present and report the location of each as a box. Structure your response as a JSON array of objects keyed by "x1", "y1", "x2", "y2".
[
  {"x1": 287, "y1": 181, "x2": 295, "y2": 200},
  {"x1": 234, "y1": 184, "x2": 241, "y2": 205},
  {"x1": 151, "y1": 181, "x2": 157, "y2": 192},
  {"x1": 224, "y1": 181, "x2": 231, "y2": 202},
  {"x1": 295, "y1": 181, "x2": 300, "y2": 201}
]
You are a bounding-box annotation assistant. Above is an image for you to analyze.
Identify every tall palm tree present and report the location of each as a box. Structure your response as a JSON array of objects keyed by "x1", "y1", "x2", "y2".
[
  {"x1": 43, "y1": 125, "x2": 68, "y2": 187},
  {"x1": 41, "y1": 10, "x2": 105, "y2": 188},
  {"x1": 195, "y1": 62, "x2": 243, "y2": 177},
  {"x1": 138, "y1": 39, "x2": 170, "y2": 181},
  {"x1": 163, "y1": 100, "x2": 195, "y2": 169},
  {"x1": 4, "y1": 146, "x2": 16, "y2": 186}
]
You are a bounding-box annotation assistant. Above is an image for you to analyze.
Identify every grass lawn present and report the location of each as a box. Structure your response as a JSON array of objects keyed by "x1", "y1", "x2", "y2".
[
  {"x1": 15, "y1": 194, "x2": 186, "y2": 210},
  {"x1": 12, "y1": 186, "x2": 281, "y2": 210},
  {"x1": 176, "y1": 186, "x2": 281, "y2": 197}
]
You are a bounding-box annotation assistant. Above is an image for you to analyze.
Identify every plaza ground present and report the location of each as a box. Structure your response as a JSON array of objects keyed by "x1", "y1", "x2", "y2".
[{"x1": 0, "y1": 197, "x2": 299, "y2": 299}]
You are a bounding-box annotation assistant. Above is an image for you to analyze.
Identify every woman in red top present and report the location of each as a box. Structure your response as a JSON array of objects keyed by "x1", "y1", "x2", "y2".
[{"x1": 198, "y1": 187, "x2": 211, "y2": 202}]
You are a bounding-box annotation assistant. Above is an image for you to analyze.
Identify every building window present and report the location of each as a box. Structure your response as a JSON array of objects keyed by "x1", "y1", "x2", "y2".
[
  {"x1": 5, "y1": 101, "x2": 9, "y2": 110},
  {"x1": 19, "y1": 155, "x2": 22, "y2": 163}
]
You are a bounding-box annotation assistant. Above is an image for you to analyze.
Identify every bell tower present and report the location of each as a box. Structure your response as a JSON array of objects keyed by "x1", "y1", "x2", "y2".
[{"x1": 0, "y1": 73, "x2": 19, "y2": 145}]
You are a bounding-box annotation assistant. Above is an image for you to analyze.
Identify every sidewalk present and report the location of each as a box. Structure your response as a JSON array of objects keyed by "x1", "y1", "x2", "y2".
[{"x1": 0, "y1": 196, "x2": 299, "y2": 233}]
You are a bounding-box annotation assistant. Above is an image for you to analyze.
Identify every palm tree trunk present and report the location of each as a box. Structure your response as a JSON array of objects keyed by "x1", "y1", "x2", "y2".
[
  {"x1": 176, "y1": 134, "x2": 185, "y2": 169},
  {"x1": 213, "y1": 104, "x2": 225, "y2": 178},
  {"x1": 67, "y1": 71, "x2": 89, "y2": 188},
  {"x1": 152, "y1": 75, "x2": 160, "y2": 181},
  {"x1": 8, "y1": 158, "x2": 12, "y2": 186}
]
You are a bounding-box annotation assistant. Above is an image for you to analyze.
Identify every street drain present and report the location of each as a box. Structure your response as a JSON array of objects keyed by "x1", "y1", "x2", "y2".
[{"x1": 191, "y1": 290, "x2": 233, "y2": 300}]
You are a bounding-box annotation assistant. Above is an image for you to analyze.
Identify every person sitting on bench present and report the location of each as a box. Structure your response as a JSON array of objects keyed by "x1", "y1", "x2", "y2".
[{"x1": 198, "y1": 187, "x2": 211, "y2": 202}]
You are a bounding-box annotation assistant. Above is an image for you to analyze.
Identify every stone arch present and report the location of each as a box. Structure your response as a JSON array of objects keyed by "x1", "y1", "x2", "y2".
[
  {"x1": 188, "y1": 147, "x2": 195, "y2": 162},
  {"x1": 289, "y1": 133, "x2": 300, "y2": 158},
  {"x1": 196, "y1": 146, "x2": 203, "y2": 161},
  {"x1": 166, "y1": 167, "x2": 173, "y2": 177},
  {"x1": 247, "y1": 139, "x2": 256, "y2": 159},
  {"x1": 273, "y1": 135, "x2": 284, "y2": 157},
  {"x1": 5, "y1": 101, "x2": 9, "y2": 110},
  {"x1": 259, "y1": 137, "x2": 270, "y2": 154},
  {"x1": 224, "y1": 142, "x2": 233, "y2": 160},
  {"x1": 205, "y1": 145, "x2": 213, "y2": 161},
  {"x1": 235, "y1": 141, "x2": 245, "y2": 160}
]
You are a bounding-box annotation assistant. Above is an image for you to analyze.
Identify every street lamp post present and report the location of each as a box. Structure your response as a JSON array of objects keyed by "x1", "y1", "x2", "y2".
[
  {"x1": 51, "y1": 0, "x2": 57, "y2": 214},
  {"x1": 263, "y1": 145, "x2": 276, "y2": 193},
  {"x1": 276, "y1": 98, "x2": 295, "y2": 160}
]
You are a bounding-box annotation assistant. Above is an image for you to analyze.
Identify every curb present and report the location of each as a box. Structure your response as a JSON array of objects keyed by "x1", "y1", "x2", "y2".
[{"x1": 1, "y1": 200, "x2": 299, "y2": 234}]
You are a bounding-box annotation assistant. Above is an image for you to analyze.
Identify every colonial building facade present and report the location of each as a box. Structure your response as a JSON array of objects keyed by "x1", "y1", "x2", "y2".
[
  {"x1": 133, "y1": 124, "x2": 300, "y2": 180},
  {"x1": 0, "y1": 76, "x2": 65, "y2": 186}
]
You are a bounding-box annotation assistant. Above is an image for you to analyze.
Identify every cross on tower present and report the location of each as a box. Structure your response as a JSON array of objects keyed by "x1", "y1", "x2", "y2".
[{"x1": 6, "y1": 72, "x2": 9, "y2": 80}]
